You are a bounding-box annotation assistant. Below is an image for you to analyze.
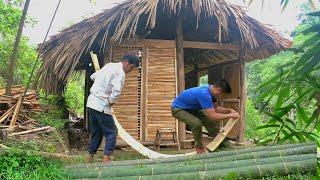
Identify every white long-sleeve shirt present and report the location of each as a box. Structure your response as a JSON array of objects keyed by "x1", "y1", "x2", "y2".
[{"x1": 86, "y1": 62, "x2": 125, "y2": 115}]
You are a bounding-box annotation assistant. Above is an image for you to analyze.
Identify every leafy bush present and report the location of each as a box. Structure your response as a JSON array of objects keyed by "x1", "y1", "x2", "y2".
[
  {"x1": 64, "y1": 73, "x2": 85, "y2": 115},
  {"x1": 0, "y1": 149, "x2": 67, "y2": 180},
  {"x1": 245, "y1": 99, "x2": 267, "y2": 140}
]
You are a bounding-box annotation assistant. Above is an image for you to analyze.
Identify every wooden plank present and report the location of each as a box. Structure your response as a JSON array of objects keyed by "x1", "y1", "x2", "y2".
[
  {"x1": 9, "y1": 94, "x2": 23, "y2": 127},
  {"x1": 0, "y1": 105, "x2": 16, "y2": 124}
]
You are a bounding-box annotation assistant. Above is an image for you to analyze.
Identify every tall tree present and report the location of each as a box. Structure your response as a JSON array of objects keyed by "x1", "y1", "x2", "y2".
[{"x1": 5, "y1": 0, "x2": 30, "y2": 95}]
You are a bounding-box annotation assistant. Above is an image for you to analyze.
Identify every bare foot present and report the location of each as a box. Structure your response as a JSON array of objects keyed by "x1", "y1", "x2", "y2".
[
  {"x1": 196, "y1": 147, "x2": 206, "y2": 154},
  {"x1": 87, "y1": 154, "x2": 94, "y2": 163},
  {"x1": 103, "y1": 155, "x2": 111, "y2": 163}
]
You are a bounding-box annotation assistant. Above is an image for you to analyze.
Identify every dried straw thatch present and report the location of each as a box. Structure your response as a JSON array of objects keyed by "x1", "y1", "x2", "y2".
[{"x1": 36, "y1": 0, "x2": 291, "y2": 94}]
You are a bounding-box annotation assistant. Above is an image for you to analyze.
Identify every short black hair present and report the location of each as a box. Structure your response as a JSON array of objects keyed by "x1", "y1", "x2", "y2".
[
  {"x1": 123, "y1": 53, "x2": 139, "y2": 67},
  {"x1": 213, "y1": 79, "x2": 232, "y2": 94}
]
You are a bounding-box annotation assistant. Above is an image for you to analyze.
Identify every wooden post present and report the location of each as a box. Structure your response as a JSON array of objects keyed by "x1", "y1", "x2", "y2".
[
  {"x1": 175, "y1": 13, "x2": 186, "y2": 149},
  {"x1": 141, "y1": 45, "x2": 148, "y2": 142},
  {"x1": 5, "y1": 0, "x2": 31, "y2": 95},
  {"x1": 194, "y1": 57, "x2": 199, "y2": 86},
  {"x1": 84, "y1": 69, "x2": 92, "y2": 130},
  {"x1": 239, "y1": 46, "x2": 246, "y2": 143}
]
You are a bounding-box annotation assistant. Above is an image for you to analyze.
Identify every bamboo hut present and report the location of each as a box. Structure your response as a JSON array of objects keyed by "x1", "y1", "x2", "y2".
[{"x1": 35, "y1": 0, "x2": 291, "y2": 146}]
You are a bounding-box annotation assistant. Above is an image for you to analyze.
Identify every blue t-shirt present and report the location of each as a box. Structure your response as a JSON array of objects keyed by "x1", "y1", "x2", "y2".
[{"x1": 172, "y1": 84, "x2": 214, "y2": 110}]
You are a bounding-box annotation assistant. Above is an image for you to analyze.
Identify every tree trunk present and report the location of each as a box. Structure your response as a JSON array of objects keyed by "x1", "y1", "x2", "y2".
[{"x1": 5, "y1": 0, "x2": 31, "y2": 95}]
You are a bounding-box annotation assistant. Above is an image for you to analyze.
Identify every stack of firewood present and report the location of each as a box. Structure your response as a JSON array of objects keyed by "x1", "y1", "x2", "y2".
[{"x1": 0, "y1": 85, "x2": 54, "y2": 140}]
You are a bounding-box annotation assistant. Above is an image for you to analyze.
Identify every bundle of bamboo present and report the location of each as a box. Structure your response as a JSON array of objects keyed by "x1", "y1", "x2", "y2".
[
  {"x1": 65, "y1": 142, "x2": 317, "y2": 179},
  {"x1": 0, "y1": 86, "x2": 53, "y2": 139}
]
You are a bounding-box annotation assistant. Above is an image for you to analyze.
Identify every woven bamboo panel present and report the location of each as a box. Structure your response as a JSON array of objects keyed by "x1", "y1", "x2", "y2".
[
  {"x1": 111, "y1": 46, "x2": 141, "y2": 140},
  {"x1": 146, "y1": 47, "x2": 177, "y2": 141}
]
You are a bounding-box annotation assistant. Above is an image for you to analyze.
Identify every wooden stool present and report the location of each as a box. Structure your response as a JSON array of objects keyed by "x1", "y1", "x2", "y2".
[{"x1": 154, "y1": 128, "x2": 180, "y2": 150}]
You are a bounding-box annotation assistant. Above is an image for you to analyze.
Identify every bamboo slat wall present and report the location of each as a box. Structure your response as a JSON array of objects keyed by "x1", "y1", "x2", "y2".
[
  {"x1": 111, "y1": 46, "x2": 141, "y2": 140},
  {"x1": 145, "y1": 47, "x2": 177, "y2": 141}
]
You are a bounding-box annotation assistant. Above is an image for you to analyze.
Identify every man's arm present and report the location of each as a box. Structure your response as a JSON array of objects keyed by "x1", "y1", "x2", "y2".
[
  {"x1": 215, "y1": 106, "x2": 237, "y2": 114},
  {"x1": 108, "y1": 73, "x2": 125, "y2": 106},
  {"x1": 204, "y1": 108, "x2": 239, "y2": 121}
]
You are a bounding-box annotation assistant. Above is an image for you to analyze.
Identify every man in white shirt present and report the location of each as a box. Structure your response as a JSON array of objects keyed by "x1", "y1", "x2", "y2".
[{"x1": 87, "y1": 53, "x2": 139, "y2": 163}]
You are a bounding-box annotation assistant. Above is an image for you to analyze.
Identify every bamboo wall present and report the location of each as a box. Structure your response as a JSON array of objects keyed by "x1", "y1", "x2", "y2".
[
  {"x1": 109, "y1": 41, "x2": 177, "y2": 142},
  {"x1": 110, "y1": 46, "x2": 142, "y2": 140},
  {"x1": 145, "y1": 47, "x2": 177, "y2": 141}
]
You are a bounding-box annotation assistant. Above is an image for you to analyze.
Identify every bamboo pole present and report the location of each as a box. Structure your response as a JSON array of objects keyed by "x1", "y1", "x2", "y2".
[
  {"x1": 66, "y1": 142, "x2": 316, "y2": 169},
  {"x1": 110, "y1": 159, "x2": 316, "y2": 180},
  {"x1": 67, "y1": 154, "x2": 316, "y2": 178}
]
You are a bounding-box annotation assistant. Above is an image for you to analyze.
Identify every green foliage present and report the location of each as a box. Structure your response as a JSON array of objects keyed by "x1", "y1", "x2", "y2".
[
  {"x1": 246, "y1": 52, "x2": 296, "y2": 101},
  {"x1": 64, "y1": 72, "x2": 85, "y2": 115},
  {"x1": 199, "y1": 75, "x2": 208, "y2": 86},
  {"x1": 0, "y1": 0, "x2": 38, "y2": 87},
  {"x1": 35, "y1": 111, "x2": 67, "y2": 130},
  {"x1": 0, "y1": 149, "x2": 67, "y2": 180},
  {"x1": 255, "y1": 11, "x2": 320, "y2": 145},
  {"x1": 245, "y1": 99, "x2": 267, "y2": 140}
]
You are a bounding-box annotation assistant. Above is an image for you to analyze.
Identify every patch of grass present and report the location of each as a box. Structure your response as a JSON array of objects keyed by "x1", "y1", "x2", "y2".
[
  {"x1": 0, "y1": 149, "x2": 68, "y2": 180},
  {"x1": 34, "y1": 110, "x2": 67, "y2": 130}
]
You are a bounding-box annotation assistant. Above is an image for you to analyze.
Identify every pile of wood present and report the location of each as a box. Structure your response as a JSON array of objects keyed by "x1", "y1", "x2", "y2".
[
  {"x1": 65, "y1": 142, "x2": 317, "y2": 179},
  {"x1": 0, "y1": 85, "x2": 53, "y2": 139}
]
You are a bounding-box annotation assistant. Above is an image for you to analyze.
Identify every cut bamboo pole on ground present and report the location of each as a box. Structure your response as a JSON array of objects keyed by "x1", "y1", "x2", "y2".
[
  {"x1": 68, "y1": 145, "x2": 316, "y2": 172},
  {"x1": 67, "y1": 154, "x2": 316, "y2": 179},
  {"x1": 66, "y1": 142, "x2": 316, "y2": 170},
  {"x1": 106, "y1": 159, "x2": 316, "y2": 180}
]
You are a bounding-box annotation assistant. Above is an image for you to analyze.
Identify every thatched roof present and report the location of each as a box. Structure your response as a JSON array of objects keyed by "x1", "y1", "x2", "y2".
[{"x1": 36, "y1": 0, "x2": 291, "y2": 94}]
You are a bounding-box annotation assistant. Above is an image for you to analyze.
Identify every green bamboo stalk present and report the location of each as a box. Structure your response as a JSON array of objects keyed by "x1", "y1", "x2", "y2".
[
  {"x1": 68, "y1": 154, "x2": 315, "y2": 179},
  {"x1": 105, "y1": 159, "x2": 317, "y2": 180},
  {"x1": 67, "y1": 142, "x2": 315, "y2": 170},
  {"x1": 66, "y1": 143, "x2": 316, "y2": 171}
]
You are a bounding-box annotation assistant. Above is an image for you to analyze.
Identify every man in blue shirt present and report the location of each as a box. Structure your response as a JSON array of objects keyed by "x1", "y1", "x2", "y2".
[{"x1": 172, "y1": 79, "x2": 239, "y2": 154}]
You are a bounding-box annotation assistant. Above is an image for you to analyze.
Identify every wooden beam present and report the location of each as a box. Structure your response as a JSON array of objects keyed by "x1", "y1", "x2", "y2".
[
  {"x1": 142, "y1": 39, "x2": 240, "y2": 51},
  {"x1": 197, "y1": 59, "x2": 239, "y2": 72},
  {"x1": 183, "y1": 41, "x2": 240, "y2": 51},
  {"x1": 175, "y1": 13, "x2": 186, "y2": 149},
  {"x1": 239, "y1": 46, "x2": 246, "y2": 143}
]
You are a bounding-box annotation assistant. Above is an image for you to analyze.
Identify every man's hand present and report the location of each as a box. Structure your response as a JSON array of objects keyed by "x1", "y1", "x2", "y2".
[
  {"x1": 229, "y1": 112, "x2": 240, "y2": 119},
  {"x1": 229, "y1": 109, "x2": 237, "y2": 113}
]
